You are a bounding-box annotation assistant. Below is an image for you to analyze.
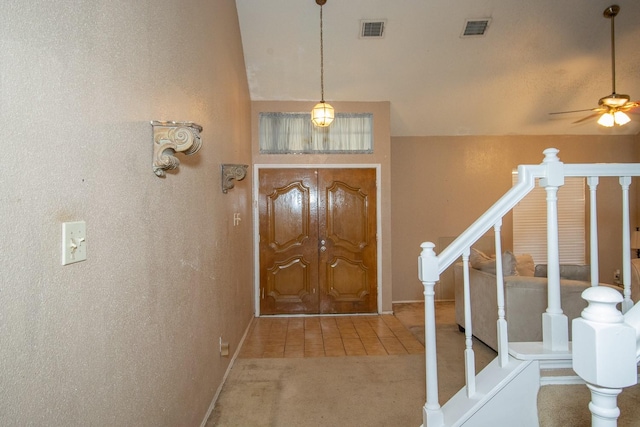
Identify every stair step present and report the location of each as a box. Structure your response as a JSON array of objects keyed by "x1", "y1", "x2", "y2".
[
  {"x1": 508, "y1": 341, "x2": 572, "y2": 361},
  {"x1": 441, "y1": 356, "x2": 539, "y2": 427}
]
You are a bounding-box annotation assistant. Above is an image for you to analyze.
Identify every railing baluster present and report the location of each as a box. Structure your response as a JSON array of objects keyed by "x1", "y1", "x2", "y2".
[
  {"x1": 494, "y1": 219, "x2": 509, "y2": 367},
  {"x1": 588, "y1": 176, "x2": 599, "y2": 286},
  {"x1": 462, "y1": 247, "x2": 476, "y2": 396},
  {"x1": 620, "y1": 176, "x2": 633, "y2": 313}
]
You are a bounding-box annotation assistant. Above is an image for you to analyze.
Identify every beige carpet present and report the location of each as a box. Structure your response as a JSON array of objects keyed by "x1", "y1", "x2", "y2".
[
  {"x1": 207, "y1": 302, "x2": 640, "y2": 426},
  {"x1": 207, "y1": 355, "x2": 425, "y2": 426},
  {"x1": 537, "y1": 384, "x2": 640, "y2": 427},
  {"x1": 207, "y1": 302, "x2": 496, "y2": 426}
]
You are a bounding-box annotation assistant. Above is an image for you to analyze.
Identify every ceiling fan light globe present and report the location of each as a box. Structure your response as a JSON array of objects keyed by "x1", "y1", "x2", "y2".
[
  {"x1": 311, "y1": 101, "x2": 335, "y2": 127},
  {"x1": 614, "y1": 110, "x2": 631, "y2": 126},
  {"x1": 597, "y1": 112, "x2": 615, "y2": 127}
]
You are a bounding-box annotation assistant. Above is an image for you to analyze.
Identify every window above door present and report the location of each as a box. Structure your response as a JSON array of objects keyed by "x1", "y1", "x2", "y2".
[{"x1": 259, "y1": 112, "x2": 373, "y2": 154}]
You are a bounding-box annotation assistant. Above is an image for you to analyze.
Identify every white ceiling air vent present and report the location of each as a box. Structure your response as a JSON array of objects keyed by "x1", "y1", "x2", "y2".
[
  {"x1": 360, "y1": 20, "x2": 386, "y2": 38},
  {"x1": 461, "y1": 18, "x2": 491, "y2": 37}
]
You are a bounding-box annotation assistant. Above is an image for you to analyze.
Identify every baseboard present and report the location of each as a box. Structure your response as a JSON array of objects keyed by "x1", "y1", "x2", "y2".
[
  {"x1": 200, "y1": 316, "x2": 255, "y2": 427},
  {"x1": 540, "y1": 375, "x2": 585, "y2": 386},
  {"x1": 392, "y1": 299, "x2": 454, "y2": 304}
]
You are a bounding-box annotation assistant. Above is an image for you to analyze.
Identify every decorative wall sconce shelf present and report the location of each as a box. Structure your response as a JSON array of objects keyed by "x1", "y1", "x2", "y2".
[
  {"x1": 151, "y1": 121, "x2": 203, "y2": 177},
  {"x1": 221, "y1": 164, "x2": 248, "y2": 193}
]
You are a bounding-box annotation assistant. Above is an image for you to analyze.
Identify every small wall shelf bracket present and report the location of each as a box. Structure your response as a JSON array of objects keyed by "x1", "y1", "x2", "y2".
[
  {"x1": 151, "y1": 121, "x2": 203, "y2": 177},
  {"x1": 221, "y1": 164, "x2": 248, "y2": 193}
]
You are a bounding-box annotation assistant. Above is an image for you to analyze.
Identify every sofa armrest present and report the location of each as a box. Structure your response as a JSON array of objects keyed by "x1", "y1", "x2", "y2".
[{"x1": 454, "y1": 263, "x2": 502, "y2": 350}]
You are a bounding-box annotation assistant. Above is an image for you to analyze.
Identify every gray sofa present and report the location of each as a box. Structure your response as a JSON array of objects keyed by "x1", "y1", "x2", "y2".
[{"x1": 453, "y1": 261, "x2": 618, "y2": 352}]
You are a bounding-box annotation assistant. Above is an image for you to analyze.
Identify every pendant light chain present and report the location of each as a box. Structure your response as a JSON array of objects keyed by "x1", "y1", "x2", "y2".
[{"x1": 311, "y1": 0, "x2": 334, "y2": 127}]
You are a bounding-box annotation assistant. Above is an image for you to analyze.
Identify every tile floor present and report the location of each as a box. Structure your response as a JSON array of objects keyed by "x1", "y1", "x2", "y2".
[{"x1": 238, "y1": 309, "x2": 425, "y2": 359}]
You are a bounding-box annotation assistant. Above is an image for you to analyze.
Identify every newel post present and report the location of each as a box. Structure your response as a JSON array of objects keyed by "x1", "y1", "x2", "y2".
[
  {"x1": 419, "y1": 242, "x2": 444, "y2": 427},
  {"x1": 573, "y1": 287, "x2": 637, "y2": 427}
]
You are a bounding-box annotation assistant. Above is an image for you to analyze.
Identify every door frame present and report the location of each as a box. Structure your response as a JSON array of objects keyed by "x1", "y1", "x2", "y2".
[{"x1": 253, "y1": 163, "x2": 383, "y2": 316}]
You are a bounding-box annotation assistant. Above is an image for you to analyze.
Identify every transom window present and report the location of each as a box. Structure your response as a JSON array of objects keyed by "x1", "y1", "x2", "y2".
[{"x1": 259, "y1": 112, "x2": 373, "y2": 154}]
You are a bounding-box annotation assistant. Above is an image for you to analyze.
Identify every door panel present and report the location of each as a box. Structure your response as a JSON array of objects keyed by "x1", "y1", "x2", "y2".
[
  {"x1": 259, "y1": 168, "x2": 377, "y2": 314},
  {"x1": 318, "y1": 168, "x2": 377, "y2": 313},
  {"x1": 259, "y1": 169, "x2": 318, "y2": 314}
]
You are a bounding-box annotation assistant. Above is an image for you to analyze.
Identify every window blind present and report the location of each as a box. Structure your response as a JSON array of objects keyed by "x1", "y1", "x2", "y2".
[{"x1": 512, "y1": 173, "x2": 585, "y2": 265}]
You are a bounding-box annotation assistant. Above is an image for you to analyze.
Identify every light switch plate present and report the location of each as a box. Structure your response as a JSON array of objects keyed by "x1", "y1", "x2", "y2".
[{"x1": 62, "y1": 221, "x2": 87, "y2": 265}]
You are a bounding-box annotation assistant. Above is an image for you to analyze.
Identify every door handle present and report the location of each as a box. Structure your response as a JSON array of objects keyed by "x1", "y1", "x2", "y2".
[
  {"x1": 320, "y1": 246, "x2": 326, "y2": 252},
  {"x1": 320, "y1": 239, "x2": 326, "y2": 245}
]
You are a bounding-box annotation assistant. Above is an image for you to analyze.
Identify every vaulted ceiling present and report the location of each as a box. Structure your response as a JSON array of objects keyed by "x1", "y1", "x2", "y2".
[{"x1": 236, "y1": 0, "x2": 640, "y2": 137}]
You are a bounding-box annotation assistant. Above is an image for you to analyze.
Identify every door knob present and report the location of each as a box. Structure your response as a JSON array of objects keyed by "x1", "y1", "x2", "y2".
[
  {"x1": 320, "y1": 239, "x2": 326, "y2": 245},
  {"x1": 320, "y1": 246, "x2": 326, "y2": 252}
]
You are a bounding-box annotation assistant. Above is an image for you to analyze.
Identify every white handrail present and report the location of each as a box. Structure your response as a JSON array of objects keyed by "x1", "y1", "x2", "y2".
[{"x1": 436, "y1": 165, "x2": 538, "y2": 274}]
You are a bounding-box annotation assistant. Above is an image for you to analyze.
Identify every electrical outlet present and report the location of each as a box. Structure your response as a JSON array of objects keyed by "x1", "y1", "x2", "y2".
[
  {"x1": 62, "y1": 221, "x2": 87, "y2": 265},
  {"x1": 614, "y1": 269, "x2": 621, "y2": 285}
]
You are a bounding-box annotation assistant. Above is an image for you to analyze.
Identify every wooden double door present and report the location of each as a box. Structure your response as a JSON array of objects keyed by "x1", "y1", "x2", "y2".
[{"x1": 259, "y1": 168, "x2": 377, "y2": 314}]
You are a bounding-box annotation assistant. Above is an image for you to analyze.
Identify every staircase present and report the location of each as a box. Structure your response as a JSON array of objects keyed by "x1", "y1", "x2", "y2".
[{"x1": 417, "y1": 148, "x2": 640, "y2": 426}]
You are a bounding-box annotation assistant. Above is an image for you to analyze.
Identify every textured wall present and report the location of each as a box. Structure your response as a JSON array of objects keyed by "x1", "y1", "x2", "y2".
[
  {"x1": 0, "y1": 1, "x2": 252, "y2": 426},
  {"x1": 391, "y1": 135, "x2": 640, "y2": 302}
]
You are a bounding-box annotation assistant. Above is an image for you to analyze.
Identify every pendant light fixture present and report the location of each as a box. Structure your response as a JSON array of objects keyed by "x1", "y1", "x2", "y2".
[{"x1": 311, "y1": 0, "x2": 335, "y2": 127}]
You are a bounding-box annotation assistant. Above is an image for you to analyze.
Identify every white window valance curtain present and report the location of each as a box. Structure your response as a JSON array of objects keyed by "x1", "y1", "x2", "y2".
[{"x1": 259, "y1": 112, "x2": 373, "y2": 154}]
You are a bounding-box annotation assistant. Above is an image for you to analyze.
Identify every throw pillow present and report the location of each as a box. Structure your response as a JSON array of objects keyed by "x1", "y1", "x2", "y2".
[
  {"x1": 469, "y1": 248, "x2": 518, "y2": 276},
  {"x1": 502, "y1": 250, "x2": 518, "y2": 276},
  {"x1": 469, "y1": 248, "x2": 493, "y2": 270},
  {"x1": 515, "y1": 254, "x2": 535, "y2": 277}
]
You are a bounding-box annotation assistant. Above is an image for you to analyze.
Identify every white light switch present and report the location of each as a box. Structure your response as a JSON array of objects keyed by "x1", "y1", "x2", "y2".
[{"x1": 62, "y1": 221, "x2": 87, "y2": 265}]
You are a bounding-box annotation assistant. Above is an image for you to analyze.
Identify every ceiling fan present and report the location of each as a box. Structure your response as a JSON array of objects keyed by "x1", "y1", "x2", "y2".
[{"x1": 550, "y1": 5, "x2": 639, "y2": 127}]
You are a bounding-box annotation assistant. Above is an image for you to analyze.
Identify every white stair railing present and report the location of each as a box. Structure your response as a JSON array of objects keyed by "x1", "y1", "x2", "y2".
[{"x1": 418, "y1": 148, "x2": 640, "y2": 427}]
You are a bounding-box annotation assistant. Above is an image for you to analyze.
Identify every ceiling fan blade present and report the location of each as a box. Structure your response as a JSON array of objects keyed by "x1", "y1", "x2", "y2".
[
  {"x1": 549, "y1": 108, "x2": 598, "y2": 115},
  {"x1": 572, "y1": 113, "x2": 602, "y2": 124},
  {"x1": 620, "y1": 101, "x2": 640, "y2": 111},
  {"x1": 549, "y1": 107, "x2": 604, "y2": 115}
]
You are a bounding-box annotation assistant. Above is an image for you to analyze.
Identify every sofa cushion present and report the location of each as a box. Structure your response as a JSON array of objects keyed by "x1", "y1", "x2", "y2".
[
  {"x1": 469, "y1": 248, "x2": 518, "y2": 276},
  {"x1": 534, "y1": 264, "x2": 590, "y2": 281}
]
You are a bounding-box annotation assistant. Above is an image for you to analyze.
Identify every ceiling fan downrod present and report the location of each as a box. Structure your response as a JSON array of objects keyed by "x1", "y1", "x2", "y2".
[{"x1": 604, "y1": 5, "x2": 620, "y2": 96}]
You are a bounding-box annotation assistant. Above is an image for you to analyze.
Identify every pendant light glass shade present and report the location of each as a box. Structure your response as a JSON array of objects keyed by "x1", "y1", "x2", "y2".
[
  {"x1": 311, "y1": 101, "x2": 335, "y2": 127},
  {"x1": 613, "y1": 110, "x2": 631, "y2": 125},
  {"x1": 597, "y1": 112, "x2": 615, "y2": 127},
  {"x1": 597, "y1": 110, "x2": 631, "y2": 127}
]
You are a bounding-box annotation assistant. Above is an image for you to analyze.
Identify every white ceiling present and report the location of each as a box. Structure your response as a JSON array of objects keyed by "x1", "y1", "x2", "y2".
[{"x1": 236, "y1": 0, "x2": 640, "y2": 137}]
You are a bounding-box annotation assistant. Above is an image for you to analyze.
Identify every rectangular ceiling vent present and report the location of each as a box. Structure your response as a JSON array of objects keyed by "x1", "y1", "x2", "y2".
[
  {"x1": 360, "y1": 20, "x2": 386, "y2": 38},
  {"x1": 461, "y1": 18, "x2": 491, "y2": 37}
]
